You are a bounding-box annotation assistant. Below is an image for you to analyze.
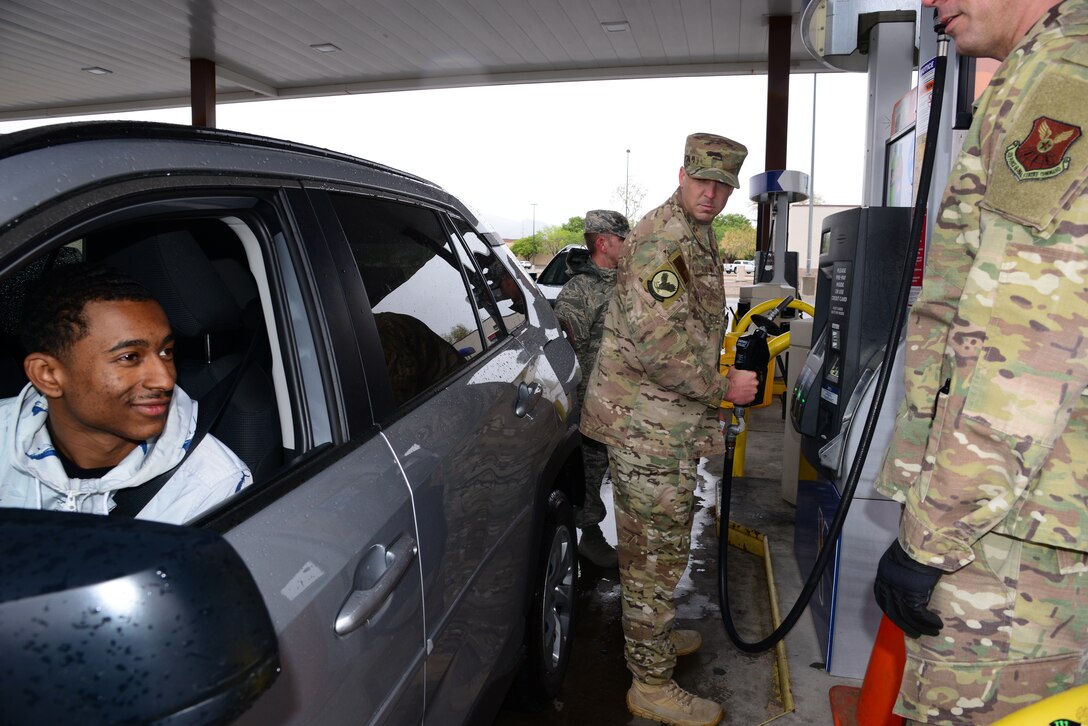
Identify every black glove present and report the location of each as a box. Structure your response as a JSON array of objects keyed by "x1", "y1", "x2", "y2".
[{"x1": 873, "y1": 540, "x2": 944, "y2": 639}]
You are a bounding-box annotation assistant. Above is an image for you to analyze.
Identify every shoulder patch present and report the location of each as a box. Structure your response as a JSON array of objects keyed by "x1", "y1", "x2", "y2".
[
  {"x1": 1005, "y1": 116, "x2": 1082, "y2": 181},
  {"x1": 646, "y1": 257, "x2": 686, "y2": 306},
  {"x1": 986, "y1": 71, "x2": 1088, "y2": 231}
]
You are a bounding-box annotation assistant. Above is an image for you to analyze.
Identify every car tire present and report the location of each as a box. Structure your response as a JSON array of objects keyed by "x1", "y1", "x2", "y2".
[{"x1": 509, "y1": 490, "x2": 577, "y2": 710}]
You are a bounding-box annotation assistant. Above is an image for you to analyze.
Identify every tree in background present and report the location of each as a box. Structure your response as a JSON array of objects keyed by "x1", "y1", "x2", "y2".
[
  {"x1": 612, "y1": 182, "x2": 647, "y2": 223},
  {"x1": 713, "y1": 213, "x2": 756, "y2": 262},
  {"x1": 509, "y1": 235, "x2": 541, "y2": 260},
  {"x1": 510, "y1": 215, "x2": 585, "y2": 259},
  {"x1": 561, "y1": 215, "x2": 585, "y2": 235}
]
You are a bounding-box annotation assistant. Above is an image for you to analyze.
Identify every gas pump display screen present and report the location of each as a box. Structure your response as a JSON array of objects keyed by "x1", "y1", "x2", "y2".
[{"x1": 820, "y1": 228, "x2": 831, "y2": 255}]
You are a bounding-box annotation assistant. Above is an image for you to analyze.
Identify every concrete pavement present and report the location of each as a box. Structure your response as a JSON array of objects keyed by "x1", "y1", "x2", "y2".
[{"x1": 494, "y1": 403, "x2": 861, "y2": 725}]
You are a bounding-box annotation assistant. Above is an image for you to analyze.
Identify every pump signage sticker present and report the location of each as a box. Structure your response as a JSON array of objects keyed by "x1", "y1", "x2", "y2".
[{"x1": 1006, "y1": 116, "x2": 1082, "y2": 181}]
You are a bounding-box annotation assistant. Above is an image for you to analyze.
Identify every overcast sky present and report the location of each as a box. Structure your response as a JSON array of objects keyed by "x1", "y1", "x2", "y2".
[{"x1": 0, "y1": 72, "x2": 869, "y2": 239}]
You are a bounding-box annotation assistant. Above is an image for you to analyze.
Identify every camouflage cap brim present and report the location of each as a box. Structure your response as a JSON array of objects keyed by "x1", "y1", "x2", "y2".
[{"x1": 687, "y1": 168, "x2": 740, "y2": 188}]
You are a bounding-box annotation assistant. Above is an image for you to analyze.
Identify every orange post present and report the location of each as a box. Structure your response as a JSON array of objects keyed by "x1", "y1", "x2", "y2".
[{"x1": 829, "y1": 615, "x2": 906, "y2": 726}]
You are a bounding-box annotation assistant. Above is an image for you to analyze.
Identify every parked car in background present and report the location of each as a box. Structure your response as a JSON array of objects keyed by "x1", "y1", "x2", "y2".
[
  {"x1": 534, "y1": 244, "x2": 588, "y2": 306},
  {"x1": 725, "y1": 259, "x2": 755, "y2": 275},
  {"x1": 0, "y1": 122, "x2": 582, "y2": 726}
]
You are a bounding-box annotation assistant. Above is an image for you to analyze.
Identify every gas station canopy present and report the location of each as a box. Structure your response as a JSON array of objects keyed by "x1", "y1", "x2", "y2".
[{"x1": 1, "y1": 0, "x2": 824, "y2": 121}]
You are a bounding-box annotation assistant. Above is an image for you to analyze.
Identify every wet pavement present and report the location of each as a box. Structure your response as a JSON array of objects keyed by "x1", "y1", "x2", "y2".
[{"x1": 493, "y1": 403, "x2": 860, "y2": 725}]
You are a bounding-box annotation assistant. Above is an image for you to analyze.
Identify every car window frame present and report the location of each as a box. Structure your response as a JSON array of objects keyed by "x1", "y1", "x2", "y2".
[
  {"x1": 300, "y1": 186, "x2": 524, "y2": 426},
  {"x1": 0, "y1": 177, "x2": 366, "y2": 531},
  {"x1": 445, "y1": 214, "x2": 528, "y2": 338}
]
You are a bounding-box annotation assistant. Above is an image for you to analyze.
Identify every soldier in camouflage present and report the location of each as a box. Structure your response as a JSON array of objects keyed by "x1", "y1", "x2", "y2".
[
  {"x1": 553, "y1": 209, "x2": 629, "y2": 569},
  {"x1": 581, "y1": 134, "x2": 759, "y2": 726},
  {"x1": 873, "y1": 1, "x2": 1088, "y2": 723}
]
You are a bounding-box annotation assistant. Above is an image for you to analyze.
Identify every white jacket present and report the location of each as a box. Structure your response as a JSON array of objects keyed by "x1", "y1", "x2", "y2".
[{"x1": 0, "y1": 383, "x2": 252, "y2": 525}]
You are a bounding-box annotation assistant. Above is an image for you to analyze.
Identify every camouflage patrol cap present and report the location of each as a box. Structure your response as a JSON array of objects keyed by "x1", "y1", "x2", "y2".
[
  {"x1": 584, "y1": 209, "x2": 630, "y2": 238},
  {"x1": 683, "y1": 132, "x2": 748, "y2": 188}
]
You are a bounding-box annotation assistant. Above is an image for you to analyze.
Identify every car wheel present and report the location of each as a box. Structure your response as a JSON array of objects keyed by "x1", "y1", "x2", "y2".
[{"x1": 509, "y1": 490, "x2": 577, "y2": 709}]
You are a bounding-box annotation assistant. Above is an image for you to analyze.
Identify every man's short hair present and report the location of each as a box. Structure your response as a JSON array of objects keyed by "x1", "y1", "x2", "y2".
[{"x1": 20, "y1": 262, "x2": 156, "y2": 357}]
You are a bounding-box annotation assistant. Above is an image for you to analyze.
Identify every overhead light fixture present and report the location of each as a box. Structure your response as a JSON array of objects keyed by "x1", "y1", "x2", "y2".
[
  {"x1": 81, "y1": 66, "x2": 112, "y2": 75},
  {"x1": 601, "y1": 21, "x2": 630, "y2": 32},
  {"x1": 310, "y1": 43, "x2": 341, "y2": 53}
]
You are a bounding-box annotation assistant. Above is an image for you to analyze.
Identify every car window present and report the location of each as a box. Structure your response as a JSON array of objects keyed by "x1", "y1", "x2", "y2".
[
  {"x1": 449, "y1": 217, "x2": 527, "y2": 335},
  {"x1": 328, "y1": 193, "x2": 481, "y2": 408},
  {"x1": 536, "y1": 249, "x2": 574, "y2": 286},
  {"x1": 0, "y1": 202, "x2": 313, "y2": 524}
]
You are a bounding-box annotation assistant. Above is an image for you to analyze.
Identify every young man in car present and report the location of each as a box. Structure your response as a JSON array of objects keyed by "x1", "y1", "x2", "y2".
[
  {"x1": 581, "y1": 133, "x2": 759, "y2": 725},
  {"x1": 553, "y1": 208, "x2": 629, "y2": 569},
  {"x1": 0, "y1": 263, "x2": 251, "y2": 525}
]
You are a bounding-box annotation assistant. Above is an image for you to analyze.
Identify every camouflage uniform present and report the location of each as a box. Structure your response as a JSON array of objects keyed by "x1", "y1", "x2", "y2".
[
  {"x1": 554, "y1": 210, "x2": 627, "y2": 528},
  {"x1": 582, "y1": 135, "x2": 746, "y2": 685},
  {"x1": 374, "y1": 311, "x2": 464, "y2": 407},
  {"x1": 874, "y1": 3, "x2": 1088, "y2": 722}
]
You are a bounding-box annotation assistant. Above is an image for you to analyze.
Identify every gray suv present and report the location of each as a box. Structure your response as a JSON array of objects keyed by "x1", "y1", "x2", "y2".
[{"x1": 0, "y1": 122, "x2": 582, "y2": 725}]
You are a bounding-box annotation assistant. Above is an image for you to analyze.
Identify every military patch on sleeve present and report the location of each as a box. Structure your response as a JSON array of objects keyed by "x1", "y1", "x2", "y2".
[
  {"x1": 986, "y1": 72, "x2": 1088, "y2": 231},
  {"x1": 1005, "y1": 116, "x2": 1082, "y2": 181},
  {"x1": 646, "y1": 259, "x2": 687, "y2": 307},
  {"x1": 648, "y1": 268, "x2": 682, "y2": 302}
]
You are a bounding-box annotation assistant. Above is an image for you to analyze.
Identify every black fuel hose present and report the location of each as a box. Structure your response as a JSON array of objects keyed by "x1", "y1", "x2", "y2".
[{"x1": 717, "y1": 26, "x2": 951, "y2": 653}]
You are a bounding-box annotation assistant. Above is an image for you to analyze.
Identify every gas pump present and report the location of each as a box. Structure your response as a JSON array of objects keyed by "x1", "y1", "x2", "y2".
[
  {"x1": 789, "y1": 207, "x2": 915, "y2": 677},
  {"x1": 791, "y1": 206, "x2": 911, "y2": 474}
]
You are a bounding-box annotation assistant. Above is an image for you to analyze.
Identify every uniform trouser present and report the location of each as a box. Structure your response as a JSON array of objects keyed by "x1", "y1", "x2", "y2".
[
  {"x1": 575, "y1": 435, "x2": 609, "y2": 528},
  {"x1": 609, "y1": 447, "x2": 697, "y2": 685},
  {"x1": 897, "y1": 531, "x2": 1088, "y2": 724}
]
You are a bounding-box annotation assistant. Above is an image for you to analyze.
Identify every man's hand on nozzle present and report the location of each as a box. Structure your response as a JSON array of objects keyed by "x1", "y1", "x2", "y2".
[
  {"x1": 723, "y1": 367, "x2": 759, "y2": 405},
  {"x1": 873, "y1": 540, "x2": 944, "y2": 639}
]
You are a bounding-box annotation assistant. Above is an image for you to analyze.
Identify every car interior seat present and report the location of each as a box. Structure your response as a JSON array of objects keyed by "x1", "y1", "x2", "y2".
[{"x1": 96, "y1": 224, "x2": 283, "y2": 482}]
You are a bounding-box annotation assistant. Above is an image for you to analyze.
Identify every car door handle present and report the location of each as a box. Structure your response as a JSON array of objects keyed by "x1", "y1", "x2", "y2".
[
  {"x1": 515, "y1": 381, "x2": 543, "y2": 418},
  {"x1": 335, "y1": 535, "x2": 418, "y2": 636}
]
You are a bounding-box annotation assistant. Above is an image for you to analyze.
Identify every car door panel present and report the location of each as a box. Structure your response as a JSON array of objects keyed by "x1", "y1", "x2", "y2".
[
  {"x1": 303, "y1": 188, "x2": 561, "y2": 720},
  {"x1": 229, "y1": 436, "x2": 425, "y2": 726},
  {"x1": 227, "y1": 190, "x2": 427, "y2": 725},
  {"x1": 381, "y1": 335, "x2": 556, "y2": 719}
]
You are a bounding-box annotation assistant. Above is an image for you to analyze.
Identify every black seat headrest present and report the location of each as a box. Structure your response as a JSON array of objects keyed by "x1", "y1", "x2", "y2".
[{"x1": 103, "y1": 230, "x2": 241, "y2": 337}]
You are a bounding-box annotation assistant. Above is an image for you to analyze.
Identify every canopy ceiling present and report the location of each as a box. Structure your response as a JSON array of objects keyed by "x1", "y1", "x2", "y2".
[{"x1": 1, "y1": 0, "x2": 826, "y2": 121}]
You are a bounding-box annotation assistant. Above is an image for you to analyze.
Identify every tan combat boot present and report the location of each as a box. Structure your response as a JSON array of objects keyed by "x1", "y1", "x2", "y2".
[
  {"x1": 671, "y1": 629, "x2": 702, "y2": 656},
  {"x1": 626, "y1": 679, "x2": 723, "y2": 726},
  {"x1": 577, "y1": 524, "x2": 618, "y2": 568}
]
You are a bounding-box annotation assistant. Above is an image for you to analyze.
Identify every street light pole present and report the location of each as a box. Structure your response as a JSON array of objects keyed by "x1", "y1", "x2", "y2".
[{"x1": 531, "y1": 203, "x2": 537, "y2": 251}]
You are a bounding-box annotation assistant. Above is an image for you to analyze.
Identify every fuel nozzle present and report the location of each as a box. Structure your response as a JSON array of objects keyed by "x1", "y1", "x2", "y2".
[
  {"x1": 748, "y1": 295, "x2": 794, "y2": 336},
  {"x1": 733, "y1": 324, "x2": 774, "y2": 407}
]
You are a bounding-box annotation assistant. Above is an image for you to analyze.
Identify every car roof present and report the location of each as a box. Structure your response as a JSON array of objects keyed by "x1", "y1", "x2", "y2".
[
  {"x1": 0, "y1": 121, "x2": 424, "y2": 182},
  {"x1": 0, "y1": 121, "x2": 480, "y2": 231}
]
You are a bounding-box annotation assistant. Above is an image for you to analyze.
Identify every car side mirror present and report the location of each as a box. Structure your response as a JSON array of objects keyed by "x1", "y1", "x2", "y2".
[{"x1": 0, "y1": 508, "x2": 279, "y2": 724}]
